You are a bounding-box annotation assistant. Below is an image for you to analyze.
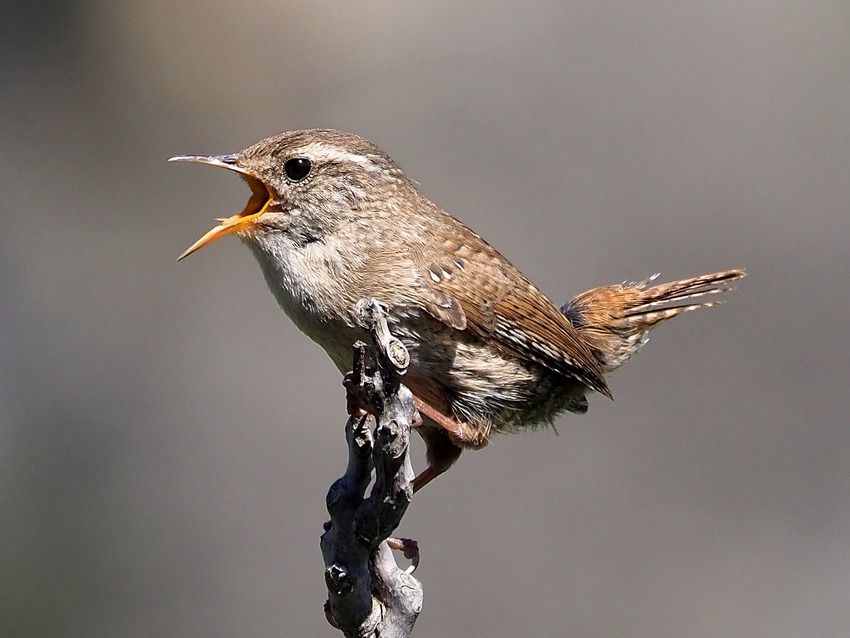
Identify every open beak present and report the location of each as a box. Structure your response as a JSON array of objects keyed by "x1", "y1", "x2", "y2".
[{"x1": 169, "y1": 154, "x2": 273, "y2": 261}]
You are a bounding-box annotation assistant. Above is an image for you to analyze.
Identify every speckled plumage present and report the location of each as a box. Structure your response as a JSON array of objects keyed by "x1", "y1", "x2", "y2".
[{"x1": 173, "y1": 129, "x2": 745, "y2": 489}]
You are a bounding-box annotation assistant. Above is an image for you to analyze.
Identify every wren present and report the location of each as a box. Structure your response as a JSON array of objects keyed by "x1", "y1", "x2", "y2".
[{"x1": 172, "y1": 129, "x2": 745, "y2": 491}]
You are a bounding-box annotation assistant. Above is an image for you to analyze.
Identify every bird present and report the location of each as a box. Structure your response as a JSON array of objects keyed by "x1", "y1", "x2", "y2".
[{"x1": 171, "y1": 129, "x2": 745, "y2": 492}]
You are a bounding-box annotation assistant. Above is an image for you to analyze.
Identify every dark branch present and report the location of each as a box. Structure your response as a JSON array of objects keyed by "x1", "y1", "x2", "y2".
[{"x1": 321, "y1": 299, "x2": 422, "y2": 637}]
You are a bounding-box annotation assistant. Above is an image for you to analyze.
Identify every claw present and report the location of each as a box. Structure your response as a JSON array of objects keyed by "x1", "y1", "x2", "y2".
[{"x1": 386, "y1": 537, "x2": 420, "y2": 574}]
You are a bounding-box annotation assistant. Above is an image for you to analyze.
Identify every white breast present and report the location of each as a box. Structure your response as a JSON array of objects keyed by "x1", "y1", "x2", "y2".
[{"x1": 244, "y1": 233, "x2": 363, "y2": 369}]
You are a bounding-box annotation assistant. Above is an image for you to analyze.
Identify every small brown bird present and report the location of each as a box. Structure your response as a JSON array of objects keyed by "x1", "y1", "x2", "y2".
[{"x1": 172, "y1": 129, "x2": 744, "y2": 491}]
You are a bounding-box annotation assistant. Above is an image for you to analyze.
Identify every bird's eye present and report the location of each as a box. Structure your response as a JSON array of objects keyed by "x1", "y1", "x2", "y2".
[{"x1": 284, "y1": 157, "x2": 312, "y2": 181}]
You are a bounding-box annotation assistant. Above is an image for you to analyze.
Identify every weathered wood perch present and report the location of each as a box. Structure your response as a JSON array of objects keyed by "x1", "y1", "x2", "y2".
[{"x1": 321, "y1": 299, "x2": 423, "y2": 637}]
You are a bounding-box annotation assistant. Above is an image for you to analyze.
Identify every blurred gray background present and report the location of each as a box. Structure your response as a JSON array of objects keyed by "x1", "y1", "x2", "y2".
[{"x1": 1, "y1": 1, "x2": 848, "y2": 636}]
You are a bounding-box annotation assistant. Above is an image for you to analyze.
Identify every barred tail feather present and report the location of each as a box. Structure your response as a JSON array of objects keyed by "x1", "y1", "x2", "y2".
[{"x1": 561, "y1": 269, "x2": 746, "y2": 373}]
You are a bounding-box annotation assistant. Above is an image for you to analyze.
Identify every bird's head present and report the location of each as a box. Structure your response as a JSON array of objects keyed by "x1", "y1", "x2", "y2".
[{"x1": 172, "y1": 129, "x2": 412, "y2": 260}]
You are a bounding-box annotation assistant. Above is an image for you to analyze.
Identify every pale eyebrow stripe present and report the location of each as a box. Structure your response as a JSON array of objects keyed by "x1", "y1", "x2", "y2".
[{"x1": 299, "y1": 142, "x2": 381, "y2": 172}]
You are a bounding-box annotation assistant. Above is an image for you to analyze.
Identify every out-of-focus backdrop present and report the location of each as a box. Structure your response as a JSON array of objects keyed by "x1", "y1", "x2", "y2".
[{"x1": 2, "y1": 2, "x2": 848, "y2": 636}]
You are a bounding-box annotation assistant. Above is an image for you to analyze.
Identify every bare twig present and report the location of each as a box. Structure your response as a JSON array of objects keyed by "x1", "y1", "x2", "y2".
[{"x1": 321, "y1": 299, "x2": 422, "y2": 637}]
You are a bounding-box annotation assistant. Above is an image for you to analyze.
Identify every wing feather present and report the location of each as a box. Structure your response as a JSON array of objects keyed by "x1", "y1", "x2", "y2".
[{"x1": 416, "y1": 224, "x2": 611, "y2": 398}]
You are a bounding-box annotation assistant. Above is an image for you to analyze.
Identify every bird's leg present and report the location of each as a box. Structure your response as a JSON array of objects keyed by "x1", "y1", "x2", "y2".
[
  {"x1": 412, "y1": 395, "x2": 490, "y2": 449},
  {"x1": 412, "y1": 395, "x2": 465, "y2": 441},
  {"x1": 409, "y1": 398, "x2": 468, "y2": 492},
  {"x1": 411, "y1": 465, "x2": 443, "y2": 493}
]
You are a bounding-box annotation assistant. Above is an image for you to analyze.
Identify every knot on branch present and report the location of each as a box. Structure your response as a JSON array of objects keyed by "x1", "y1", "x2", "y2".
[{"x1": 354, "y1": 298, "x2": 411, "y2": 376}]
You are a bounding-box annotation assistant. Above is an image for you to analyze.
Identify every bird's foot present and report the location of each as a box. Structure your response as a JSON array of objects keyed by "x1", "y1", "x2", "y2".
[
  {"x1": 343, "y1": 371, "x2": 372, "y2": 417},
  {"x1": 386, "y1": 536, "x2": 420, "y2": 574}
]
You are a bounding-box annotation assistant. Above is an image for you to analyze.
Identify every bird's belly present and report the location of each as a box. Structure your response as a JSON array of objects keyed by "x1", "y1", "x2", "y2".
[
  {"x1": 273, "y1": 292, "x2": 360, "y2": 373},
  {"x1": 391, "y1": 309, "x2": 590, "y2": 433}
]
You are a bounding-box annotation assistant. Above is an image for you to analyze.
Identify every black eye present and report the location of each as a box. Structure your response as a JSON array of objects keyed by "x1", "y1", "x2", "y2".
[{"x1": 284, "y1": 157, "x2": 312, "y2": 181}]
